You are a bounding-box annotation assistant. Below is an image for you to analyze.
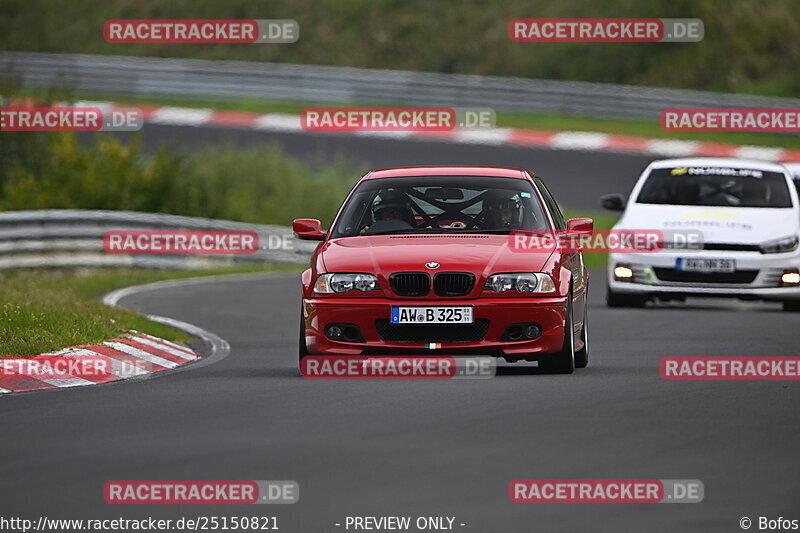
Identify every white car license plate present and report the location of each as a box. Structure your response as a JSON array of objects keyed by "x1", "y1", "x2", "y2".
[
  {"x1": 391, "y1": 306, "x2": 473, "y2": 324},
  {"x1": 677, "y1": 258, "x2": 736, "y2": 273}
]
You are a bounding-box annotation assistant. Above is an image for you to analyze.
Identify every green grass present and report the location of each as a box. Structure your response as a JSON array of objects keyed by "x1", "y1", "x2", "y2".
[
  {"x1": 16, "y1": 87, "x2": 799, "y2": 150},
  {"x1": 0, "y1": 265, "x2": 300, "y2": 357},
  {"x1": 564, "y1": 210, "x2": 619, "y2": 268}
]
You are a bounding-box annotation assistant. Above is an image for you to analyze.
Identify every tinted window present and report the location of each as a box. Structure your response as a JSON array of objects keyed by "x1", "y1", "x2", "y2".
[
  {"x1": 331, "y1": 176, "x2": 551, "y2": 238},
  {"x1": 637, "y1": 167, "x2": 793, "y2": 208},
  {"x1": 534, "y1": 176, "x2": 567, "y2": 230}
]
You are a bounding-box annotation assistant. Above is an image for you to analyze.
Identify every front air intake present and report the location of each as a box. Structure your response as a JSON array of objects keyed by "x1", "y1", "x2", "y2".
[
  {"x1": 389, "y1": 272, "x2": 430, "y2": 297},
  {"x1": 433, "y1": 272, "x2": 475, "y2": 297}
]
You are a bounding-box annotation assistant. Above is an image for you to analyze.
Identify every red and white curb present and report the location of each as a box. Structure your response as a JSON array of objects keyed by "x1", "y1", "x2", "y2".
[
  {"x1": 0, "y1": 267, "x2": 250, "y2": 396},
  {"x1": 0, "y1": 331, "x2": 199, "y2": 394},
  {"x1": 55, "y1": 99, "x2": 800, "y2": 163}
]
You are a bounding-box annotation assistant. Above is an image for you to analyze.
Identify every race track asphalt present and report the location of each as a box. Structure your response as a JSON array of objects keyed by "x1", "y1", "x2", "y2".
[{"x1": 3, "y1": 125, "x2": 799, "y2": 532}]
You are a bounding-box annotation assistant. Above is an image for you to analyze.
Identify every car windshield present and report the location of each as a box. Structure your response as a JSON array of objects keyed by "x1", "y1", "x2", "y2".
[
  {"x1": 636, "y1": 167, "x2": 793, "y2": 208},
  {"x1": 330, "y1": 175, "x2": 551, "y2": 238}
]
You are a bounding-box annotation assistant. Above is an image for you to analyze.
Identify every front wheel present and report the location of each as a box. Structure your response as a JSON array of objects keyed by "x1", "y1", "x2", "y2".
[
  {"x1": 606, "y1": 287, "x2": 647, "y2": 308},
  {"x1": 539, "y1": 293, "x2": 575, "y2": 374},
  {"x1": 574, "y1": 306, "x2": 588, "y2": 369},
  {"x1": 298, "y1": 309, "x2": 309, "y2": 371},
  {"x1": 783, "y1": 301, "x2": 800, "y2": 312}
]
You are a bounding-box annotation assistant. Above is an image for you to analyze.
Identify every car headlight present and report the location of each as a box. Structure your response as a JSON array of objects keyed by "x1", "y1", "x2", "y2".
[
  {"x1": 314, "y1": 273, "x2": 379, "y2": 293},
  {"x1": 760, "y1": 235, "x2": 799, "y2": 254},
  {"x1": 485, "y1": 273, "x2": 556, "y2": 294}
]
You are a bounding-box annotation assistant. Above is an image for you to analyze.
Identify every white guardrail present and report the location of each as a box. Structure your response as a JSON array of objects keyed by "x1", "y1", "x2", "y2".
[
  {"x1": 3, "y1": 52, "x2": 800, "y2": 120},
  {"x1": 0, "y1": 210, "x2": 316, "y2": 270}
]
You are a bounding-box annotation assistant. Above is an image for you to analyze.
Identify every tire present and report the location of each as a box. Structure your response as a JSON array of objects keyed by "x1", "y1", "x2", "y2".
[
  {"x1": 539, "y1": 292, "x2": 575, "y2": 374},
  {"x1": 575, "y1": 306, "x2": 589, "y2": 369},
  {"x1": 298, "y1": 309, "x2": 310, "y2": 371},
  {"x1": 783, "y1": 301, "x2": 800, "y2": 312},
  {"x1": 606, "y1": 287, "x2": 647, "y2": 308}
]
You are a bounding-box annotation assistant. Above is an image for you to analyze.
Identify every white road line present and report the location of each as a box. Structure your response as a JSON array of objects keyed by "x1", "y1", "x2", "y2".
[
  {"x1": 734, "y1": 145, "x2": 784, "y2": 161},
  {"x1": 72, "y1": 100, "x2": 115, "y2": 114},
  {"x1": 646, "y1": 139, "x2": 700, "y2": 157},
  {"x1": 7, "y1": 360, "x2": 94, "y2": 388},
  {"x1": 62, "y1": 348, "x2": 150, "y2": 378},
  {"x1": 129, "y1": 336, "x2": 198, "y2": 360},
  {"x1": 109, "y1": 357, "x2": 151, "y2": 378},
  {"x1": 454, "y1": 128, "x2": 514, "y2": 145},
  {"x1": 354, "y1": 130, "x2": 415, "y2": 139},
  {"x1": 129, "y1": 330, "x2": 197, "y2": 355},
  {"x1": 253, "y1": 113, "x2": 303, "y2": 131},
  {"x1": 149, "y1": 106, "x2": 214, "y2": 126},
  {"x1": 551, "y1": 131, "x2": 610, "y2": 151},
  {"x1": 104, "y1": 342, "x2": 178, "y2": 369}
]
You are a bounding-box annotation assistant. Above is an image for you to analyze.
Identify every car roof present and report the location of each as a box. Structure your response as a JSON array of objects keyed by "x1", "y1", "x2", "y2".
[
  {"x1": 648, "y1": 157, "x2": 789, "y2": 173},
  {"x1": 362, "y1": 166, "x2": 530, "y2": 180}
]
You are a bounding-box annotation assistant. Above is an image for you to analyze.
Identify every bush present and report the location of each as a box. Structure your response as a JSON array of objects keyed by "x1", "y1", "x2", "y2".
[{"x1": 0, "y1": 131, "x2": 358, "y2": 227}]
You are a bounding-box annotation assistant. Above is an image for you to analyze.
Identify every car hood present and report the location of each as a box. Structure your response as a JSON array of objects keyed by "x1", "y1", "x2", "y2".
[
  {"x1": 319, "y1": 235, "x2": 555, "y2": 278},
  {"x1": 616, "y1": 204, "x2": 800, "y2": 244}
]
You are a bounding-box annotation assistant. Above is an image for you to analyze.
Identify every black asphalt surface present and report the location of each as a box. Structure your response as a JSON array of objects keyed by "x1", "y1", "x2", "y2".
[{"x1": 3, "y1": 127, "x2": 799, "y2": 532}]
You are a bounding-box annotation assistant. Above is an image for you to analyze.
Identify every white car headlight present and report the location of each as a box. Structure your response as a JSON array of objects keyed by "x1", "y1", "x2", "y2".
[
  {"x1": 314, "y1": 273, "x2": 379, "y2": 294},
  {"x1": 485, "y1": 273, "x2": 556, "y2": 294},
  {"x1": 760, "y1": 235, "x2": 799, "y2": 254}
]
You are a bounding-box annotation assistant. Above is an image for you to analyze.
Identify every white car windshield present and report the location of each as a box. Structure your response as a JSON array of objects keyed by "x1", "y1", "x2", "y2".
[{"x1": 636, "y1": 167, "x2": 793, "y2": 208}]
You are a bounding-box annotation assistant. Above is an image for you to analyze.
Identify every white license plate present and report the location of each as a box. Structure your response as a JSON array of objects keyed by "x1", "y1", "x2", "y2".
[
  {"x1": 391, "y1": 306, "x2": 473, "y2": 324},
  {"x1": 677, "y1": 258, "x2": 736, "y2": 273}
]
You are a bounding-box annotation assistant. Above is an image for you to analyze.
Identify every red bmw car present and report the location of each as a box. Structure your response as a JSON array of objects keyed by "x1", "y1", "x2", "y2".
[{"x1": 294, "y1": 166, "x2": 592, "y2": 373}]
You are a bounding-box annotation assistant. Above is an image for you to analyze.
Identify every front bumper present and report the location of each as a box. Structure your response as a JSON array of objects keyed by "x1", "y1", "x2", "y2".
[
  {"x1": 608, "y1": 250, "x2": 800, "y2": 301},
  {"x1": 302, "y1": 296, "x2": 568, "y2": 356}
]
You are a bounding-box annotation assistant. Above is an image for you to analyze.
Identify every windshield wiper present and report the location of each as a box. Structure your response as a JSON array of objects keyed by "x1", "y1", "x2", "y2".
[
  {"x1": 459, "y1": 229, "x2": 513, "y2": 234},
  {"x1": 364, "y1": 228, "x2": 449, "y2": 236},
  {"x1": 365, "y1": 228, "x2": 515, "y2": 236}
]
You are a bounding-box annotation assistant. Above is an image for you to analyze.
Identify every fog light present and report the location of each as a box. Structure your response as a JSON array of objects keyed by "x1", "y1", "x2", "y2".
[
  {"x1": 524, "y1": 324, "x2": 542, "y2": 339},
  {"x1": 782, "y1": 271, "x2": 800, "y2": 285},
  {"x1": 325, "y1": 324, "x2": 366, "y2": 343},
  {"x1": 506, "y1": 325, "x2": 523, "y2": 341},
  {"x1": 342, "y1": 326, "x2": 360, "y2": 342},
  {"x1": 501, "y1": 322, "x2": 542, "y2": 342},
  {"x1": 613, "y1": 265, "x2": 634, "y2": 280}
]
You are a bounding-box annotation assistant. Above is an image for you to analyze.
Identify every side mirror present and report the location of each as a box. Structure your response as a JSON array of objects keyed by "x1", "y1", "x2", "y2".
[
  {"x1": 601, "y1": 193, "x2": 626, "y2": 212},
  {"x1": 293, "y1": 219, "x2": 326, "y2": 241},
  {"x1": 566, "y1": 218, "x2": 593, "y2": 234}
]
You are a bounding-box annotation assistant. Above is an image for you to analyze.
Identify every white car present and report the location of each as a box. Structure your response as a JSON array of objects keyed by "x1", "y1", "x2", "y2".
[{"x1": 602, "y1": 158, "x2": 800, "y2": 311}]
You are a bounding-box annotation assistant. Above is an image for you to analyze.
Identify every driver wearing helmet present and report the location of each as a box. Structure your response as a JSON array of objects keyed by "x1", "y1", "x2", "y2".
[
  {"x1": 484, "y1": 190, "x2": 522, "y2": 229},
  {"x1": 362, "y1": 190, "x2": 415, "y2": 234}
]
